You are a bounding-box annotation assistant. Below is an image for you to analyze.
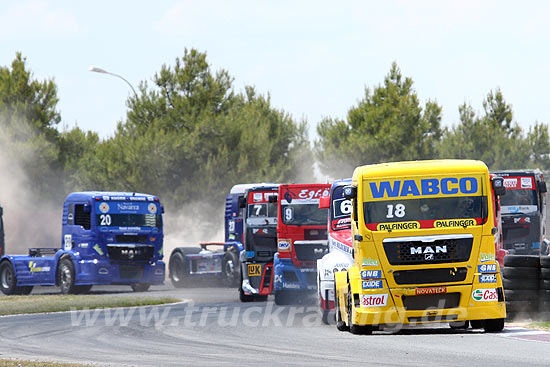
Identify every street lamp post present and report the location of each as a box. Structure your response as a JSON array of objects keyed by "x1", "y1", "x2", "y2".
[{"x1": 89, "y1": 66, "x2": 137, "y2": 97}]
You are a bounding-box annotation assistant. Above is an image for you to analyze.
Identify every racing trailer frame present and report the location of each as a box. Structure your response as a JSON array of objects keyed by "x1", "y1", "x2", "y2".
[{"x1": 0, "y1": 192, "x2": 166, "y2": 295}]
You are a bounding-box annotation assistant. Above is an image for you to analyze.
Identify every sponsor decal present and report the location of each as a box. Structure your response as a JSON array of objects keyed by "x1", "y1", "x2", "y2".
[
  {"x1": 503, "y1": 178, "x2": 518, "y2": 188},
  {"x1": 514, "y1": 217, "x2": 531, "y2": 224},
  {"x1": 334, "y1": 217, "x2": 352, "y2": 229},
  {"x1": 362, "y1": 258, "x2": 379, "y2": 267},
  {"x1": 478, "y1": 264, "x2": 497, "y2": 273},
  {"x1": 502, "y1": 205, "x2": 538, "y2": 214},
  {"x1": 434, "y1": 219, "x2": 476, "y2": 228},
  {"x1": 148, "y1": 203, "x2": 157, "y2": 214},
  {"x1": 117, "y1": 203, "x2": 140, "y2": 212},
  {"x1": 28, "y1": 261, "x2": 51, "y2": 273},
  {"x1": 360, "y1": 293, "x2": 389, "y2": 307},
  {"x1": 93, "y1": 244, "x2": 104, "y2": 256},
  {"x1": 129, "y1": 196, "x2": 146, "y2": 201},
  {"x1": 521, "y1": 177, "x2": 533, "y2": 189},
  {"x1": 274, "y1": 274, "x2": 282, "y2": 283},
  {"x1": 368, "y1": 177, "x2": 479, "y2": 199},
  {"x1": 99, "y1": 202, "x2": 110, "y2": 213},
  {"x1": 362, "y1": 280, "x2": 383, "y2": 289},
  {"x1": 377, "y1": 221, "x2": 420, "y2": 231},
  {"x1": 282, "y1": 283, "x2": 300, "y2": 289},
  {"x1": 472, "y1": 288, "x2": 498, "y2": 302},
  {"x1": 253, "y1": 193, "x2": 263, "y2": 202},
  {"x1": 329, "y1": 237, "x2": 353, "y2": 254},
  {"x1": 479, "y1": 253, "x2": 496, "y2": 263},
  {"x1": 247, "y1": 264, "x2": 262, "y2": 277},
  {"x1": 253, "y1": 228, "x2": 268, "y2": 234},
  {"x1": 297, "y1": 188, "x2": 330, "y2": 200},
  {"x1": 479, "y1": 274, "x2": 497, "y2": 283},
  {"x1": 278, "y1": 240, "x2": 291, "y2": 252},
  {"x1": 415, "y1": 287, "x2": 447, "y2": 295},
  {"x1": 361, "y1": 270, "x2": 382, "y2": 279}
]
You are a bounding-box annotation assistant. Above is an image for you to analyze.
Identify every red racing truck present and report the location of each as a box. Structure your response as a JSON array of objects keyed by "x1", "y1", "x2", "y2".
[{"x1": 272, "y1": 183, "x2": 330, "y2": 305}]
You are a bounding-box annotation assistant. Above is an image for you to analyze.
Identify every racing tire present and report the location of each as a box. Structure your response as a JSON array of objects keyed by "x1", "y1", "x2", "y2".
[
  {"x1": 335, "y1": 286, "x2": 349, "y2": 332},
  {"x1": 502, "y1": 267, "x2": 539, "y2": 280},
  {"x1": 222, "y1": 250, "x2": 240, "y2": 288},
  {"x1": 58, "y1": 258, "x2": 77, "y2": 294},
  {"x1": 16, "y1": 286, "x2": 33, "y2": 295},
  {"x1": 347, "y1": 290, "x2": 372, "y2": 335},
  {"x1": 169, "y1": 248, "x2": 200, "y2": 288},
  {"x1": 503, "y1": 278, "x2": 538, "y2": 290},
  {"x1": 540, "y1": 256, "x2": 550, "y2": 268},
  {"x1": 470, "y1": 320, "x2": 484, "y2": 329},
  {"x1": 238, "y1": 271, "x2": 254, "y2": 303},
  {"x1": 0, "y1": 261, "x2": 18, "y2": 295},
  {"x1": 322, "y1": 310, "x2": 331, "y2": 325},
  {"x1": 131, "y1": 283, "x2": 151, "y2": 292},
  {"x1": 73, "y1": 285, "x2": 92, "y2": 294},
  {"x1": 504, "y1": 289, "x2": 539, "y2": 301},
  {"x1": 254, "y1": 295, "x2": 268, "y2": 302},
  {"x1": 504, "y1": 255, "x2": 540, "y2": 268},
  {"x1": 449, "y1": 320, "x2": 469, "y2": 329},
  {"x1": 540, "y1": 279, "x2": 550, "y2": 290},
  {"x1": 274, "y1": 291, "x2": 293, "y2": 306},
  {"x1": 540, "y1": 268, "x2": 550, "y2": 280},
  {"x1": 483, "y1": 318, "x2": 505, "y2": 333}
]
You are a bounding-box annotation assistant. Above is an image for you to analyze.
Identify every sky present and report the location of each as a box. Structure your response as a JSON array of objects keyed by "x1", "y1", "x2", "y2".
[{"x1": 1, "y1": 0, "x2": 549, "y2": 140}]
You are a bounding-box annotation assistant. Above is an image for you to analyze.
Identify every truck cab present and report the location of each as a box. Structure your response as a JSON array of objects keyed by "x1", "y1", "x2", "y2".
[
  {"x1": 493, "y1": 170, "x2": 547, "y2": 255},
  {"x1": 0, "y1": 192, "x2": 166, "y2": 295},
  {"x1": 272, "y1": 183, "x2": 330, "y2": 305},
  {"x1": 317, "y1": 179, "x2": 353, "y2": 323},
  {"x1": 239, "y1": 184, "x2": 280, "y2": 302}
]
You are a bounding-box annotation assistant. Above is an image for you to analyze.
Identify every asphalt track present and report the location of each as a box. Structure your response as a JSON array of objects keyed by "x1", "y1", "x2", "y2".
[{"x1": 1, "y1": 285, "x2": 550, "y2": 366}]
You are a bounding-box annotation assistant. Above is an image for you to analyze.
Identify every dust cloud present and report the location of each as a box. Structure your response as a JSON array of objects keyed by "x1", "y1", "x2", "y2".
[{"x1": 0, "y1": 120, "x2": 62, "y2": 254}]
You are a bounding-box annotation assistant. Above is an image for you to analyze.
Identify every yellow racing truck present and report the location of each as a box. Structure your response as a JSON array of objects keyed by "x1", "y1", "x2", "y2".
[{"x1": 335, "y1": 160, "x2": 507, "y2": 334}]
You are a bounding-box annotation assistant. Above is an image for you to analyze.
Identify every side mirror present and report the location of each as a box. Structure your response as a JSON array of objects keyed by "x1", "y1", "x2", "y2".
[
  {"x1": 319, "y1": 195, "x2": 330, "y2": 209},
  {"x1": 238, "y1": 196, "x2": 247, "y2": 209},
  {"x1": 492, "y1": 177, "x2": 506, "y2": 196},
  {"x1": 343, "y1": 185, "x2": 357, "y2": 200},
  {"x1": 0, "y1": 207, "x2": 3, "y2": 216},
  {"x1": 540, "y1": 181, "x2": 547, "y2": 193},
  {"x1": 268, "y1": 194, "x2": 279, "y2": 203},
  {"x1": 161, "y1": 205, "x2": 165, "y2": 214},
  {"x1": 83, "y1": 204, "x2": 91, "y2": 213}
]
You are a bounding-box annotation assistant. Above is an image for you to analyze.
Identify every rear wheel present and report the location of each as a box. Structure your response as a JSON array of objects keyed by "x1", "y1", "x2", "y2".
[
  {"x1": 58, "y1": 258, "x2": 77, "y2": 294},
  {"x1": 222, "y1": 250, "x2": 240, "y2": 287},
  {"x1": 169, "y1": 248, "x2": 200, "y2": 288},
  {"x1": 449, "y1": 320, "x2": 469, "y2": 329},
  {"x1": 470, "y1": 320, "x2": 484, "y2": 329},
  {"x1": 484, "y1": 318, "x2": 505, "y2": 333},
  {"x1": 131, "y1": 283, "x2": 150, "y2": 292},
  {"x1": 0, "y1": 261, "x2": 18, "y2": 295}
]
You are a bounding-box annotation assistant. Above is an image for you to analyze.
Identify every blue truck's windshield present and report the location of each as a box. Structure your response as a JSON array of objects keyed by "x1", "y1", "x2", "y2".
[{"x1": 95, "y1": 201, "x2": 161, "y2": 228}]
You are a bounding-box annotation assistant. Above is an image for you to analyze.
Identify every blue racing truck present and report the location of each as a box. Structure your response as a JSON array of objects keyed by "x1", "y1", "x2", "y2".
[
  {"x1": 169, "y1": 183, "x2": 279, "y2": 296},
  {"x1": 0, "y1": 192, "x2": 165, "y2": 295}
]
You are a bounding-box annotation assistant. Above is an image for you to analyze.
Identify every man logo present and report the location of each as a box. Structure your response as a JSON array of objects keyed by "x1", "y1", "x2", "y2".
[
  {"x1": 410, "y1": 245, "x2": 447, "y2": 255},
  {"x1": 425, "y1": 253, "x2": 434, "y2": 260}
]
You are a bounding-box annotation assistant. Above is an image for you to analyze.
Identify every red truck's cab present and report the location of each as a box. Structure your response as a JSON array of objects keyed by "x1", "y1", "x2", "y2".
[{"x1": 272, "y1": 183, "x2": 330, "y2": 305}]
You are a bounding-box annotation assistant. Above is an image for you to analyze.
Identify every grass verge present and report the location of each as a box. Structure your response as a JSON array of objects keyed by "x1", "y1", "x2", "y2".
[
  {"x1": 527, "y1": 321, "x2": 550, "y2": 331},
  {"x1": 0, "y1": 295, "x2": 180, "y2": 316},
  {"x1": 0, "y1": 359, "x2": 91, "y2": 367}
]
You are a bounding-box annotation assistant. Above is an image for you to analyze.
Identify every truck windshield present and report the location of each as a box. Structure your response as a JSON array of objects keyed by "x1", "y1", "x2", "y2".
[
  {"x1": 364, "y1": 196, "x2": 485, "y2": 225},
  {"x1": 282, "y1": 204, "x2": 328, "y2": 226},
  {"x1": 500, "y1": 189, "x2": 538, "y2": 207},
  {"x1": 331, "y1": 186, "x2": 352, "y2": 231},
  {"x1": 96, "y1": 214, "x2": 161, "y2": 228}
]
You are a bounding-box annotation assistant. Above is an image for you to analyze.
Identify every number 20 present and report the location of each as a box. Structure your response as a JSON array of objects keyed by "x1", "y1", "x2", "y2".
[
  {"x1": 386, "y1": 204, "x2": 405, "y2": 218},
  {"x1": 100, "y1": 214, "x2": 111, "y2": 226}
]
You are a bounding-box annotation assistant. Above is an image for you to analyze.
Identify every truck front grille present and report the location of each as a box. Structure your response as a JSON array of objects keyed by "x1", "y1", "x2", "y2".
[
  {"x1": 115, "y1": 235, "x2": 149, "y2": 243},
  {"x1": 294, "y1": 242, "x2": 328, "y2": 262},
  {"x1": 383, "y1": 236, "x2": 473, "y2": 265},
  {"x1": 108, "y1": 245, "x2": 155, "y2": 261},
  {"x1": 402, "y1": 293, "x2": 460, "y2": 310},
  {"x1": 393, "y1": 268, "x2": 468, "y2": 285}
]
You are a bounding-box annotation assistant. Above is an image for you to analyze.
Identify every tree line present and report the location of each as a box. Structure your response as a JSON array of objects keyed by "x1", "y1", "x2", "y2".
[{"x1": 1, "y1": 50, "x2": 549, "y2": 213}]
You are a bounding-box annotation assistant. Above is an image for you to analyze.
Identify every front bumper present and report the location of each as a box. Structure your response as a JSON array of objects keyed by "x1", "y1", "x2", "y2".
[
  {"x1": 273, "y1": 258, "x2": 317, "y2": 292},
  {"x1": 74, "y1": 259, "x2": 165, "y2": 285}
]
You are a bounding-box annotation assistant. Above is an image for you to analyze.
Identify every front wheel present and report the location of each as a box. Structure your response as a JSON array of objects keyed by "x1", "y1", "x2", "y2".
[
  {"x1": 222, "y1": 250, "x2": 240, "y2": 288},
  {"x1": 348, "y1": 289, "x2": 372, "y2": 335},
  {"x1": 484, "y1": 318, "x2": 505, "y2": 333},
  {"x1": 274, "y1": 291, "x2": 293, "y2": 305},
  {"x1": 58, "y1": 258, "x2": 77, "y2": 294},
  {"x1": 131, "y1": 283, "x2": 150, "y2": 292},
  {"x1": 335, "y1": 284, "x2": 349, "y2": 331}
]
